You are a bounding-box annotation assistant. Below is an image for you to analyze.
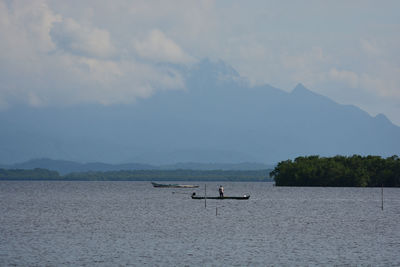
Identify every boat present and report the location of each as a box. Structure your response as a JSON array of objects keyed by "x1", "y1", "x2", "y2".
[
  {"x1": 191, "y1": 193, "x2": 250, "y2": 200},
  {"x1": 151, "y1": 182, "x2": 199, "y2": 188}
]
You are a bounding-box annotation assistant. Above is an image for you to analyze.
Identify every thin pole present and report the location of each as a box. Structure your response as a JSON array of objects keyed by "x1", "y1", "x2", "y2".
[
  {"x1": 381, "y1": 184, "x2": 384, "y2": 211},
  {"x1": 205, "y1": 184, "x2": 207, "y2": 208},
  {"x1": 216, "y1": 206, "x2": 218, "y2": 216}
]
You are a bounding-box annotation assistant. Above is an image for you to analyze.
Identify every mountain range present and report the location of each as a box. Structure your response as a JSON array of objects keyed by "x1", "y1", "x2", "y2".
[
  {"x1": 0, "y1": 59, "x2": 399, "y2": 166},
  {"x1": 0, "y1": 158, "x2": 272, "y2": 175}
]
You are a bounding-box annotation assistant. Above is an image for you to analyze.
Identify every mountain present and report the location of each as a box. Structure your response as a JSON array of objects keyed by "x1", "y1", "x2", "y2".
[
  {"x1": 0, "y1": 158, "x2": 272, "y2": 175},
  {"x1": 0, "y1": 158, "x2": 154, "y2": 175},
  {"x1": 161, "y1": 162, "x2": 273, "y2": 171},
  {"x1": 0, "y1": 59, "x2": 399, "y2": 165}
]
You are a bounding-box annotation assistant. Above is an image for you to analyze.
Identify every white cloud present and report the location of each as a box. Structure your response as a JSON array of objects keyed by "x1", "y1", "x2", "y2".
[
  {"x1": 0, "y1": 0, "x2": 60, "y2": 59},
  {"x1": 328, "y1": 68, "x2": 359, "y2": 88},
  {"x1": 360, "y1": 68, "x2": 400, "y2": 99},
  {"x1": 51, "y1": 18, "x2": 115, "y2": 58},
  {"x1": 279, "y1": 47, "x2": 330, "y2": 89},
  {"x1": 0, "y1": 0, "x2": 188, "y2": 108},
  {"x1": 327, "y1": 39, "x2": 400, "y2": 101},
  {"x1": 360, "y1": 39, "x2": 381, "y2": 57},
  {"x1": 134, "y1": 29, "x2": 194, "y2": 63}
]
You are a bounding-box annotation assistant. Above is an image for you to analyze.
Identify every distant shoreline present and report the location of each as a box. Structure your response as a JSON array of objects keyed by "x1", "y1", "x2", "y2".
[
  {"x1": 0, "y1": 168, "x2": 272, "y2": 182},
  {"x1": 0, "y1": 179, "x2": 274, "y2": 182}
]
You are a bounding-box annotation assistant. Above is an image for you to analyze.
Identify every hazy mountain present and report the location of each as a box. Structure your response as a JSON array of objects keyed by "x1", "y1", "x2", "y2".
[
  {"x1": 160, "y1": 162, "x2": 273, "y2": 171},
  {"x1": 0, "y1": 158, "x2": 272, "y2": 175},
  {"x1": 0, "y1": 59, "x2": 399, "y2": 165},
  {"x1": 0, "y1": 158, "x2": 154, "y2": 175}
]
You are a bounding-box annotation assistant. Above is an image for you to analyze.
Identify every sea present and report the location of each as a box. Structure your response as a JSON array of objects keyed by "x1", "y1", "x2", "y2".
[{"x1": 0, "y1": 181, "x2": 399, "y2": 266}]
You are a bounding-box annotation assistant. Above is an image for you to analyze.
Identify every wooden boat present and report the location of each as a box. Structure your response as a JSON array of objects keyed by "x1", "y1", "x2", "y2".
[
  {"x1": 191, "y1": 193, "x2": 250, "y2": 200},
  {"x1": 151, "y1": 182, "x2": 199, "y2": 188}
]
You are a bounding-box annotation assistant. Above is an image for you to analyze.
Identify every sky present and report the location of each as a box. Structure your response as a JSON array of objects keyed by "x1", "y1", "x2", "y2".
[{"x1": 1, "y1": 0, "x2": 400, "y2": 125}]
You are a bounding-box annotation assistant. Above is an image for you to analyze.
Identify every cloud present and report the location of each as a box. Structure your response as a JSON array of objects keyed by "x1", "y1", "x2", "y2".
[
  {"x1": 360, "y1": 39, "x2": 381, "y2": 57},
  {"x1": 328, "y1": 68, "x2": 359, "y2": 88},
  {"x1": 0, "y1": 0, "x2": 60, "y2": 58},
  {"x1": 0, "y1": 0, "x2": 188, "y2": 108},
  {"x1": 134, "y1": 29, "x2": 194, "y2": 63},
  {"x1": 0, "y1": 0, "x2": 399, "y2": 125},
  {"x1": 327, "y1": 38, "x2": 400, "y2": 100},
  {"x1": 51, "y1": 18, "x2": 115, "y2": 58},
  {"x1": 360, "y1": 68, "x2": 400, "y2": 99},
  {"x1": 279, "y1": 47, "x2": 330, "y2": 89},
  {"x1": 0, "y1": 0, "x2": 61, "y2": 107}
]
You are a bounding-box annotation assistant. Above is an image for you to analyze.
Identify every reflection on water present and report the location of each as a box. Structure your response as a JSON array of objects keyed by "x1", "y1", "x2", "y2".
[{"x1": 0, "y1": 181, "x2": 399, "y2": 266}]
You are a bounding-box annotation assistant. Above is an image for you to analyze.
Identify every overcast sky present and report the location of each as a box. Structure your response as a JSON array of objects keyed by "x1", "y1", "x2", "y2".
[{"x1": 1, "y1": 0, "x2": 399, "y2": 125}]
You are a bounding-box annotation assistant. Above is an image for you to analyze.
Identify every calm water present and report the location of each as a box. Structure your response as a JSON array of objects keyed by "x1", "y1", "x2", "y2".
[{"x1": 0, "y1": 181, "x2": 399, "y2": 266}]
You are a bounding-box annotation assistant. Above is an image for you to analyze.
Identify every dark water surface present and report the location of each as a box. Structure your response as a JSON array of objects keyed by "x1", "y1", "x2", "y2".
[{"x1": 1, "y1": 181, "x2": 399, "y2": 266}]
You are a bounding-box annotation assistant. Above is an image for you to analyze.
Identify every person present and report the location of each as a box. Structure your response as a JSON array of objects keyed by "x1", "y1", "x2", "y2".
[{"x1": 219, "y1": 185, "x2": 224, "y2": 197}]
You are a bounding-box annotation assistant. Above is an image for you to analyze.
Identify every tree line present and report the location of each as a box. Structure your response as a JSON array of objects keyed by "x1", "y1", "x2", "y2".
[
  {"x1": 270, "y1": 155, "x2": 400, "y2": 187},
  {"x1": 0, "y1": 168, "x2": 61, "y2": 180},
  {"x1": 0, "y1": 169, "x2": 271, "y2": 182}
]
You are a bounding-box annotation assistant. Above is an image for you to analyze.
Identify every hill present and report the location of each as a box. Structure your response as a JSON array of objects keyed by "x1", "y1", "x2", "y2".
[
  {"x1": 0, "y1": 59, "x2": 399, "y2": 165},
  {"x1": 0, "y1": 158, "x2": 272, "y2": 175}
]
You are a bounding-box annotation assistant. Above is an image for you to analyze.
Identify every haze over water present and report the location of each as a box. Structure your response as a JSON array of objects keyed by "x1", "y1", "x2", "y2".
[{"x1": 1, "y1": 181, "x2": 399, "y2": 266}]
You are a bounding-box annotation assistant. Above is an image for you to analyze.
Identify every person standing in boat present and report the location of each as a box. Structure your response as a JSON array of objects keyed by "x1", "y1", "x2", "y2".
[{"x1": 219, "y1": 185, "x2": 224, "y2": 197}]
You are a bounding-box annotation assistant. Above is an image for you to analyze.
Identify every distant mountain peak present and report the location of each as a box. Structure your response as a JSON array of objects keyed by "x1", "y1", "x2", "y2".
[
  {"x1": 374, "y1": 113, "x2": 395, "y2": 127},
  {"x1": 186, "y1": 58, "x2": 248, "y2": 87},
  {"x1": 292, "y1": 83, "x2": 309, "y2": 94},
  {"x1": 375, "y1": 113, "x2": 389, "y2": 121},
  {"x1": 196, "y1": 58, "x2": 239, "y2": 76},
  {"x1": 291, "y1": 83, "x2": 333, "y2": 100}
]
